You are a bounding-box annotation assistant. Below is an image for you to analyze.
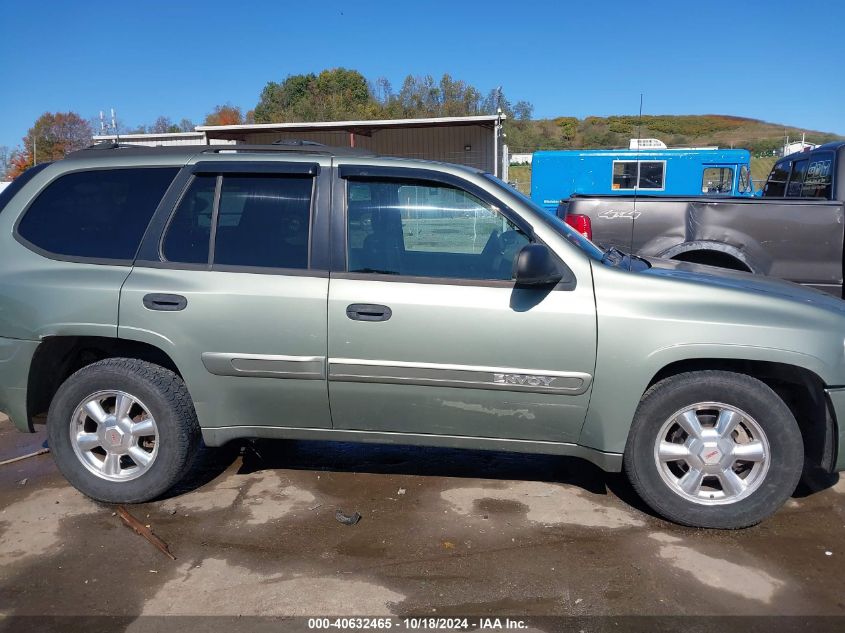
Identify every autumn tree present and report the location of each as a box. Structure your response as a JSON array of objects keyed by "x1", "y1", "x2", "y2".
[
  {"x1": 4, "y1": 149, "x2": 34, "y2": 180},
  {"x1": 6, "y1": 112, "x2": 92, "y2": 178},
  {"x1": 204, "y1": 104, "x2": 244, "y2": 126},
  {"x1": 27, "y1": 112, "x2": 92, "y2": 163}
]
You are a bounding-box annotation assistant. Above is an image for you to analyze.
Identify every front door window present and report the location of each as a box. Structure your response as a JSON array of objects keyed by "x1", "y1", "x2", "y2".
[{"x1": 346, "y1": 179, "x2": 529, "y2": 280}]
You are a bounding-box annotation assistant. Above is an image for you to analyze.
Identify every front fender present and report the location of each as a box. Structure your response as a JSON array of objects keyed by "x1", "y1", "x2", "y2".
[
  {"x1": 578, "y1": 342, "x2": 833, "y2": 455},
  {"x1": 579, "y1": 261, "x2": 845, "y2": 455}
]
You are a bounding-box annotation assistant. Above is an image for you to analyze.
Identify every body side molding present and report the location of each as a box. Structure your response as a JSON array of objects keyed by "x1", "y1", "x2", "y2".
[
  {"x1": 328, "y1": 358, "x2": 592, "y2": 395},
  {"x1": 202, "y1": 353, "x2": 326, "y2": 380}
]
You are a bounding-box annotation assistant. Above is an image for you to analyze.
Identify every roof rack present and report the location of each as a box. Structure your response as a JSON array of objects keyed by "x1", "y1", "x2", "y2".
[
  {"x1": 271, "y1": 139, "x2": 325, "y2": 147},
  {"x1": 201, "y1": 143, "x2": 374, "y2": 157},
  {"x1": 65, "y1": 142, "x2": 376, "y2": 161},
  {"x1": 84, "y1": 141, "x2": 148, "y2": 150}
]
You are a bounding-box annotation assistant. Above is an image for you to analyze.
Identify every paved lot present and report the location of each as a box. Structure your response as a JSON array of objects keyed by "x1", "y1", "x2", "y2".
[{"x1": 1, "y1": 413, "x2": 844, "y2": 624}]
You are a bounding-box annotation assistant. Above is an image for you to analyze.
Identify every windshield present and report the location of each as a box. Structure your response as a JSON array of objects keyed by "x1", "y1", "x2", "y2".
[{"x1": 482, "y1": 173, "x2": 605, "y2": 261}]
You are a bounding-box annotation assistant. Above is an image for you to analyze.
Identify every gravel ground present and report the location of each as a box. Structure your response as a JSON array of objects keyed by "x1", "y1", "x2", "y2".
[{"x1": 1, "y1": 413, "x2": 844, "y2": 631}]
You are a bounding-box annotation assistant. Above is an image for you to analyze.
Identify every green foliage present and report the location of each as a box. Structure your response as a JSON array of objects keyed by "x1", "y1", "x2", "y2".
[
  {"x1": 254, "y1": 69, "x2": 376, "y2": 123},
  {"x1": 252, "y1": 70, "x2": 524, "y2": 124}
]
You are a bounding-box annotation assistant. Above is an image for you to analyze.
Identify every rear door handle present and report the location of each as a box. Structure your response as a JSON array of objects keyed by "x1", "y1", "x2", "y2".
[
  {"x1": 346, "y1": 303, "x2": 392, "y2": 322},
  {"x1": 143, "y1": 293, "x2": 188, "y2": 311}
]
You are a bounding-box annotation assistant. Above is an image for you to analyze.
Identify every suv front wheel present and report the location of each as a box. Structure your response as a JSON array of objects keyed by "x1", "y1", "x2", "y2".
[
  {"x1": 47, "y1": 358, "x2": 201, "y2": 503},
  {"x1": 624, "y1": 370, "x2": 804, "y2": 528}
]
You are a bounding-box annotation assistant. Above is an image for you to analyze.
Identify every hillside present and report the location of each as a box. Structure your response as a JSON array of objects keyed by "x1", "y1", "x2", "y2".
[{"x1": 505, "y1": 114, "x2": 844, "y2": 156}]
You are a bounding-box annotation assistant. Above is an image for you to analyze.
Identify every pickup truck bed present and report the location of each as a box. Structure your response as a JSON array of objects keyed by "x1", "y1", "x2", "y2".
[
  {"x1": 560, "y1": 141, "x2": 845, "y2": 297},
  {"x1": 562, "y1": 195, "x2": 845, "y2": 296}
]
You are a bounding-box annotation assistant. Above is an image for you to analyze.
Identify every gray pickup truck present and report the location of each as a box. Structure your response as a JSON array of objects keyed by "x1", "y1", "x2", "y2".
[{"x1": 560, "y1": 142, "x2": 845, "y2": 296}]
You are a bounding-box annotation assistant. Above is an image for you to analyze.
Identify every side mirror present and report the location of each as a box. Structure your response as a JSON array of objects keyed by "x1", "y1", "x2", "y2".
[{"x1": 513, "y1": 244, "x2": 563, "y2": 286}]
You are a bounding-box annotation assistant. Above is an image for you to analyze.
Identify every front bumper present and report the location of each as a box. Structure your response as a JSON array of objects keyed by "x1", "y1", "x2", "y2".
[
  {"x1": 0, "y1": 336, "x2": 39, "y2": 432},
  {"x1": 825, "y1": 387, "x2": 845, "y2": 472}
]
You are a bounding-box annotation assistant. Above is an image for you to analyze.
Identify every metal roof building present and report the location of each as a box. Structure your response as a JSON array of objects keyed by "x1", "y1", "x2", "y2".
[
  {"x1": 91, "y1": 131, "x2": 232, "y2": 147},
  {"x1": 94, "y1": 114, "x2": 507, "y2": 176}
]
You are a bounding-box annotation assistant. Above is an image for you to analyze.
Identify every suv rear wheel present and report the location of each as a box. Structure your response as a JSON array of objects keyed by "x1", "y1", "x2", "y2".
[
  {"x1": 624, "y1": 371, "x2": 803, "y2": 528},
  {"x1": 47, "y1": 358, "x2": 200, "y2": 503}
]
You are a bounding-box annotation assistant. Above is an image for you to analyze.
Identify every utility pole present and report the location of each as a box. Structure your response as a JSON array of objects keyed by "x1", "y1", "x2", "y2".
[{"x1": 33, "y1": 136, "x2": 36, "y2": 166}]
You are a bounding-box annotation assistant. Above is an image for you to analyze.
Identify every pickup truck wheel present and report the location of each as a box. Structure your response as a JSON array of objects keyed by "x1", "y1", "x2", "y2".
[
  {"x1": 47, "y1": 358, "x2": 201, "y2": 504},
  {"x1": 624, "y1": 371, "x2": 803, "y2": 528}
]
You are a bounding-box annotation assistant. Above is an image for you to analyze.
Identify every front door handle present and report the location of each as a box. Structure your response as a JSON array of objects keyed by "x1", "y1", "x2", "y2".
[
  {"x1": 346, "y1": 303, "x2": 392, "y2": 322},
  {"x1": 143, "y1": 293, "x2": 188, "y2": 312}
]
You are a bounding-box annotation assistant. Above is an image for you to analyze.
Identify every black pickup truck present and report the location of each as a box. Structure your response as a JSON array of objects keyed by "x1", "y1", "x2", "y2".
[{"x1": 559, "y1": 141, "x2": 845, "y2": 296}]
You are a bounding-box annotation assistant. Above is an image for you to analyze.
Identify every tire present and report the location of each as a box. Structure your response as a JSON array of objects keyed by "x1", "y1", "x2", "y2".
[
  {"x1": 624, "y1": 371, "x2": 803, "y2": 529},
  {"x1": 47, "y1": 358, "x2": 201, "y2": 503}
]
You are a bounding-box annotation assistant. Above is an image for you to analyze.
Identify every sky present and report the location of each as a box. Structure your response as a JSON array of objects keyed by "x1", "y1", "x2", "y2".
[{"x1": 1, "y1": 0, "x2": 844, "y2": 150}]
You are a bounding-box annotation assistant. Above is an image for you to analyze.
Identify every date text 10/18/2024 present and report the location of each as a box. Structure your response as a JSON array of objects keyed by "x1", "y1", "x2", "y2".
[{"x1": 308, "y1": 617, "x2": 529, "y2": 630}]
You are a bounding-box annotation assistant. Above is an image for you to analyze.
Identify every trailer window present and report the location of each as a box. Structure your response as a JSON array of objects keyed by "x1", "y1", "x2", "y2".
[
  {"x1": 612, "y1": 161, "x2": 665, "y2": 190},
  {"x1": 801, "y1": 154, "x2": 833, "y2": 199},
  {"x1": 738, "y1": 165, "x2": 752, "y2": 194},
  {"x1": 612, "y1": 161, "x2": 638, "y2": 189},
  {"x1": 701, "y1": 167, "x2": 734, "y2": 194},
  {"x1": 786, "y1": 159, "x2": 809, "y2": 197},
  {"x1": 638, "y1": 162, "x2": 665, "y2": 189}
]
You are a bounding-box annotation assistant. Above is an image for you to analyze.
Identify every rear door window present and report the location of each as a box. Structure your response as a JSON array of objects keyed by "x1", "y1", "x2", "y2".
[
  {"x1": 17, "y1": 167, "x2": 178, "y2": 261},
  {"x1": 785, "y1": 159, "x2": 809, "y2": 197},
  {"x1": 161, "y1": 175, "x2": 216, "y2": 264},
  {"x1": 161, "y1": 173, "x2": 313, "y2": 270},
  {"x1": 214, "y1": 175, "x2": 312, "y2": 269}
]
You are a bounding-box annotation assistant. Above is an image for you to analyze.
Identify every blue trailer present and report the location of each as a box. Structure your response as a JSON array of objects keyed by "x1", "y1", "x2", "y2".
[{"x1": 530, "y1": 145, "x2": 754, "y2": 212}]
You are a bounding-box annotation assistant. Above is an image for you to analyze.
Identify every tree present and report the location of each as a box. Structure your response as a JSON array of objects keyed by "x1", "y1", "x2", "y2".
[
  {"x1": 252, "y1": 68, "x2": 532, "y2": 125},
  {"x1": 254, "y1": 73, "x2": 316, "y2": 122},
  {"x1": 4, "y1": 148, "x2": 33, "y2": 180},
  {"x1": 204, "y1": 104, "x2": 244, "y2": 126},
  {"x1": 512, "y1": 101, "x2": 534, "y2": 121},
  {"x1": 253, "y1": 69, "x2": 372, "y2": 123},
  {"x1": 26, "y1": 112, "x2": 92, "y2": 164},
  {"x1": 0, "y1": 145, "x2": 10, "y2": 178},
  {"x1": 177, "y1": 118, "x2": 195, "y2": 132},
  {"x1": 150, "y1": 116, "x2": 174, "y2": 134}
]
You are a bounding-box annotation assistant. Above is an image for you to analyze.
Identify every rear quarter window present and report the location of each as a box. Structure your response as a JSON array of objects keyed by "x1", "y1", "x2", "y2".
[
  {"x1": 0, "y1": 163, "x2": 52, "y2": 215},
  {"x1": 763, "y1": 161, "x2": 790, "y2": 197},
  {"x1": 17, "y1": 167, "x2": 178, "y2": 261},
  {"x1": 801, "y1": 153, "x2": 834, "y2": 199}
]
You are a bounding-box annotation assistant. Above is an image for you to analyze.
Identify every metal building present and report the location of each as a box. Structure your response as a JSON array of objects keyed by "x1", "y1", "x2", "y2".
[
  {"x1": 91, "y1": 132, "x2": 232, "y2": 147},
  {"x1": 94, "y1": 114, "x2": 506, "y2": 176},
  {"x1": 198, "y1": 115, "x2": 506, "y2": 175}
]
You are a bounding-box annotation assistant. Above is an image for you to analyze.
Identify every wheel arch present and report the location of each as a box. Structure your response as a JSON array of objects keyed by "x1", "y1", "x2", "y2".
[
  {"x1": 646, "y1": 359, "x2": 837, "y2": 475},
  {"x1": 27, "y1": 336, "x2": 182, "y2": 430},
  {"x1": 579, "y1": 346, "x2": 838, "y2": 472},
  {"x1": 659, "y1": 241, "x2": 755, "y2": 272}
]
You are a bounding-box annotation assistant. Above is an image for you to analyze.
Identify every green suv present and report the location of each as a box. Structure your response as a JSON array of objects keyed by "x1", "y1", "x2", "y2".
[{"x1": 1, "y1": 143, "x2": 844, "y2": 528}]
